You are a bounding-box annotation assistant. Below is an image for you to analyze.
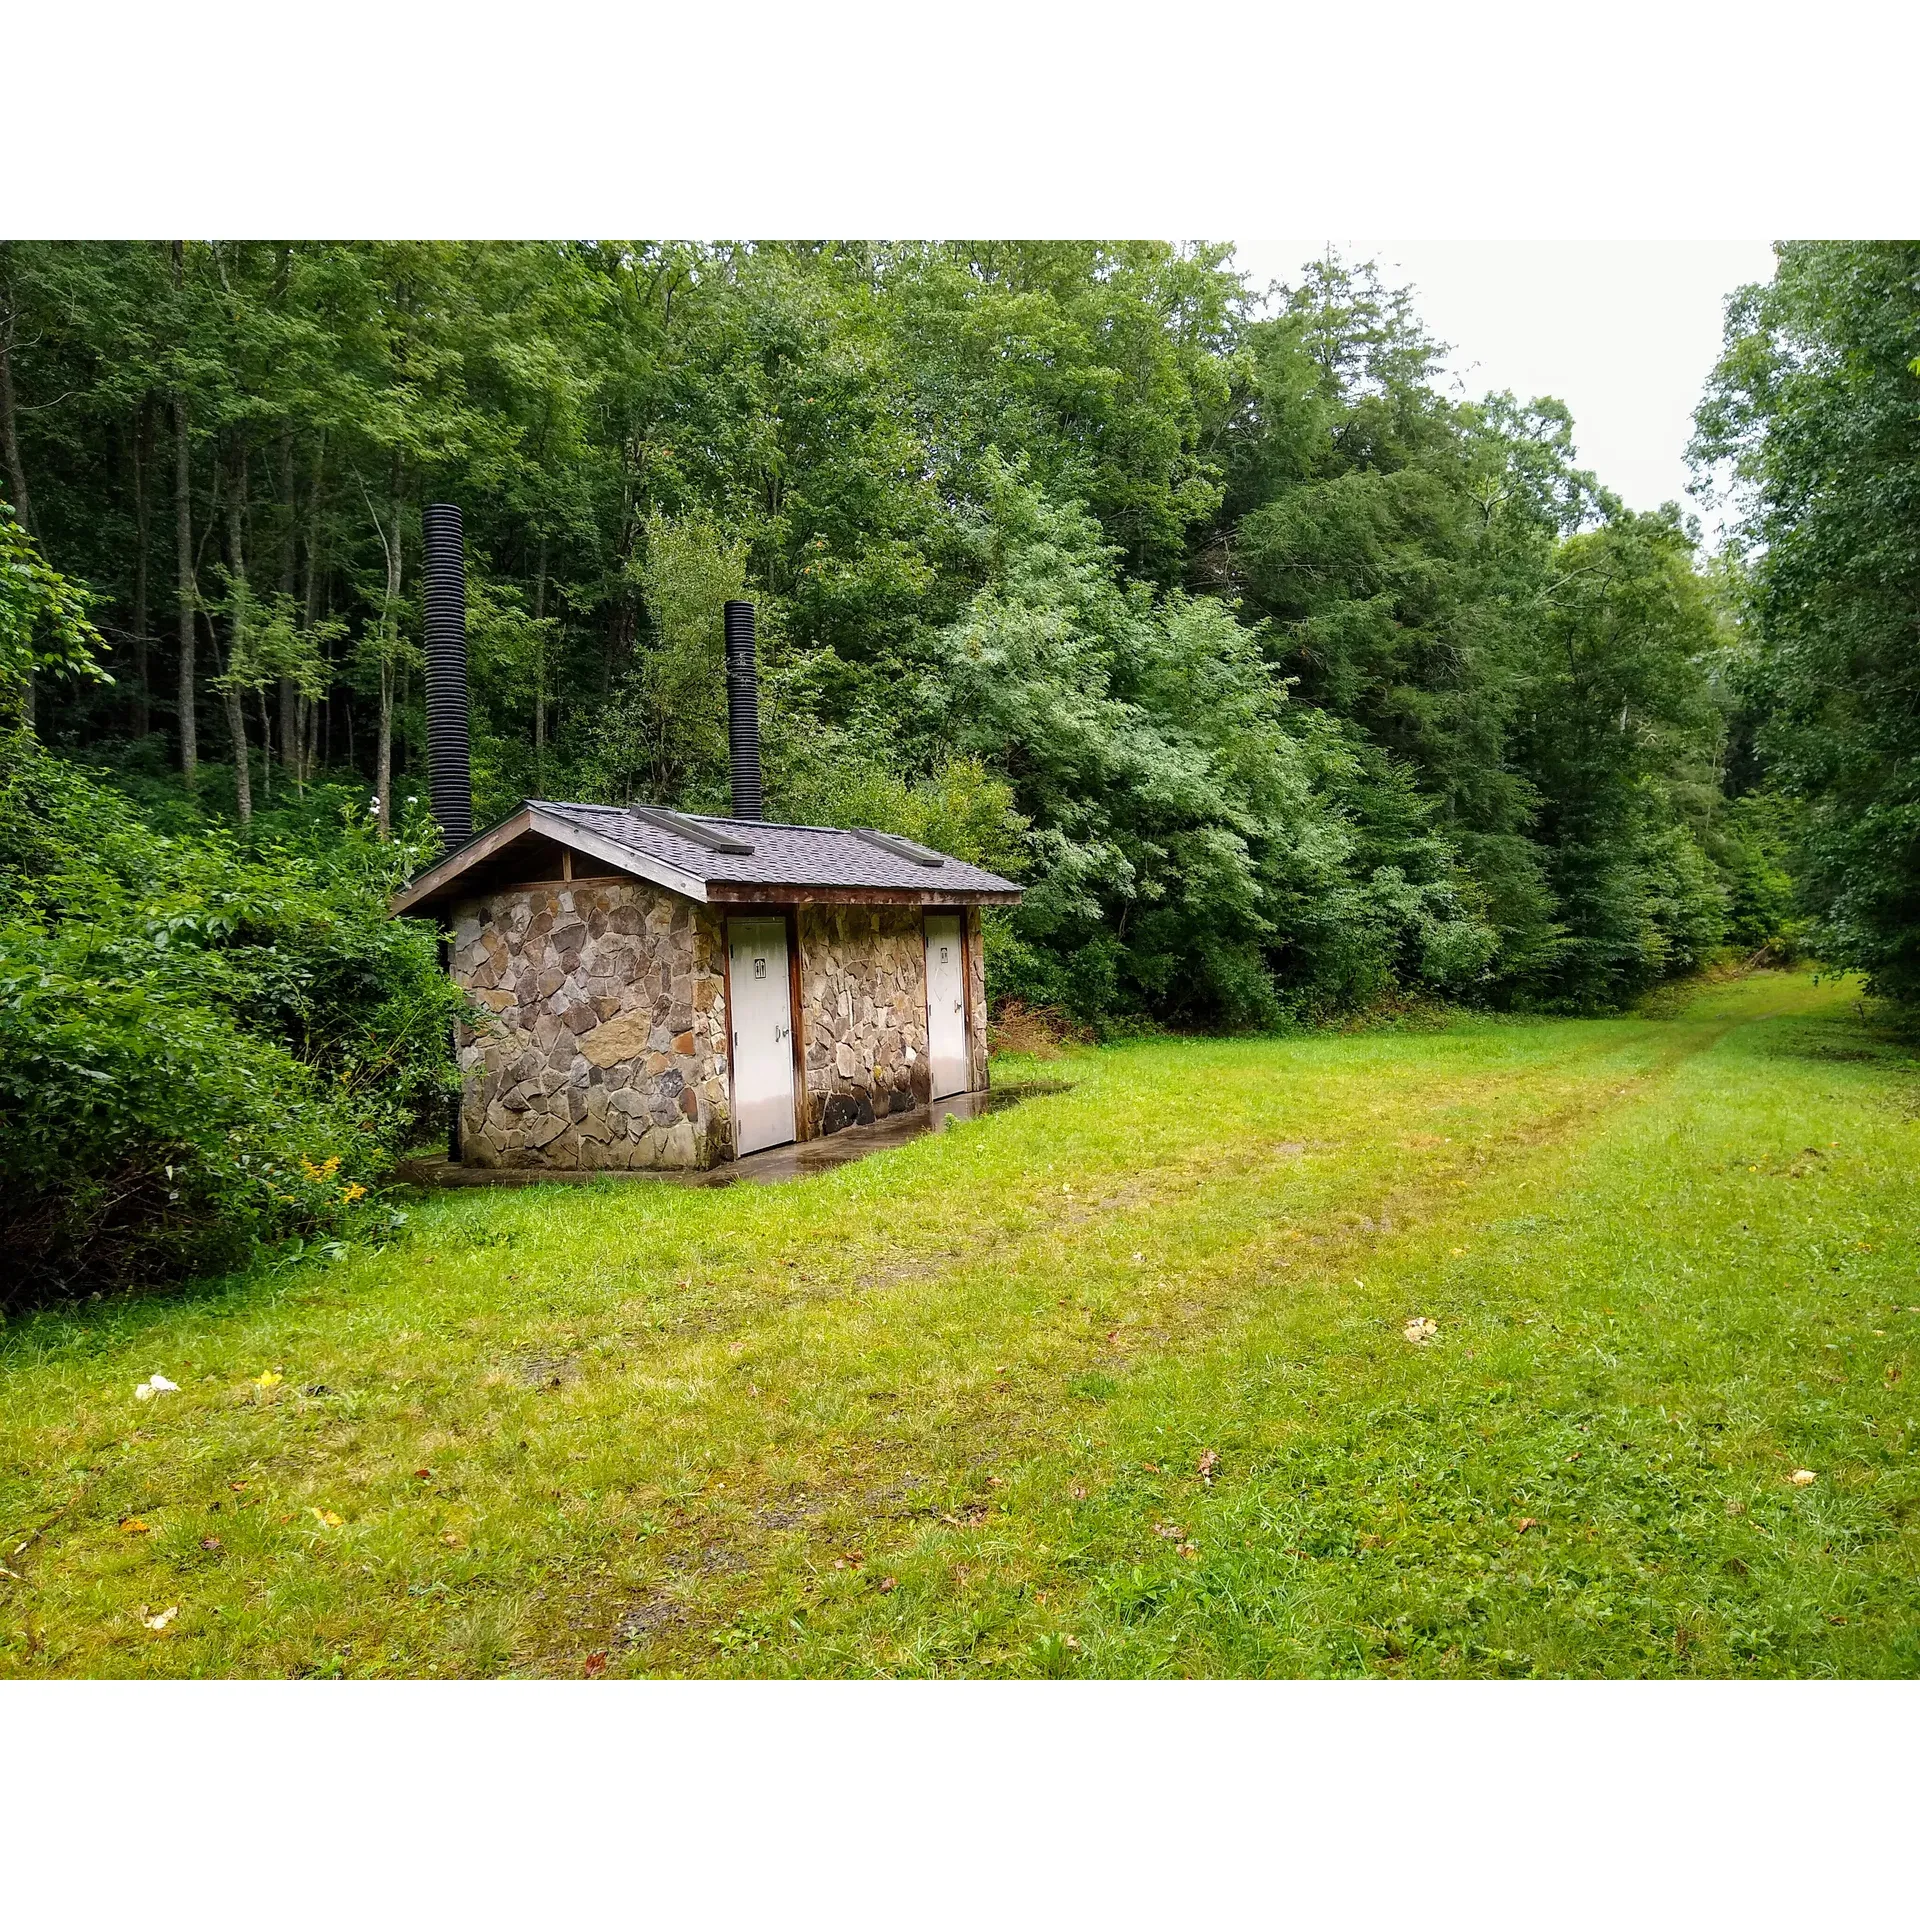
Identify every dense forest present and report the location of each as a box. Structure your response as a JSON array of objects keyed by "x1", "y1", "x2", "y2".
[{"x1": 3, "y1": 238, "x2": 1905, "y2": 1296}]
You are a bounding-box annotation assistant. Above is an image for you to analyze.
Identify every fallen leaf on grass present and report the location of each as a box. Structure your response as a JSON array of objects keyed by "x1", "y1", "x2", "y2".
[
  {"x1": 1197, "y1": 1449, "x2": 1220, "y2": 1486},
  {"x1": 133, "y1": 1374, "x2": 178, "y2": 1402},
  {"x1": 1153, "y1": 1521, "x2": 1186, "y2": 1542},
  {"x1": 199, "y1": 1536, "x2": 222, "y2": 1553},
  {"x1": 309, "y1": 1508, "x2": 344, "y2": 1527},
  {"x1": 118, "y1": 1518, "x2": 150, "y2": 1535},
  {"x1": 1514, "y1": 1517, "x2": 1541, "y2": 1535},
  {"x1": 831, "y1": 1550, "x2": 866, "y2": 1571},
  {"x1": 143, "y1": 1606, "x2": 178, "y2": 1632},
  {"x1": 1404, "y1": 1317, "x2": 1440, "y2": 1345},
  {"x1": 1790, "y1": 1469, "x2": 1818, "y2": 1486},
  {"x1": 877, "y1": 1576, "x2": 898, "y2": 1594},
  {"x1": 1177, "y1": 1541, "x2": 1200, "y2": 1559},
  {"x1": 583, "y1": 1652, "x2": 608, "y2": 1678},
  {"x1": 414, "y1": 1468, "x2": 432, "y2": 1480}
]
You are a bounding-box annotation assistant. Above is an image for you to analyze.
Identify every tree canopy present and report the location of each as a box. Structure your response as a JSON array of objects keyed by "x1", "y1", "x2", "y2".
[
  {"x1": 1695, "y1": 241, "x2": 1920, "y2": 1003},
  {"x1": 2, "y1": 240, "x2": 1785, "y2": 1028}
]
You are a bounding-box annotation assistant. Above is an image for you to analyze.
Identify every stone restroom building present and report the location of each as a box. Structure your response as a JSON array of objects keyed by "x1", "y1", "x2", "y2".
[
  {"x1": 392, "y1": 803, "x2": 1019, "y2": 1171},
  {"x1": 393, "y1": 536, "x2": 1022, "y2": 1172}
]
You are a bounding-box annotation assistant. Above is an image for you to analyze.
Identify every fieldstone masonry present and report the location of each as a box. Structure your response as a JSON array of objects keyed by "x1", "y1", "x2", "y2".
[
  {"x1": 795, "y1": 904, "x2": 988, "y2": 1134},
  {"x1": 452, "y1": 881, "x2": 730, "y2": 1170},
  {"x1": 797, "y1": 906, "x2": 930, "y2": 1132},
  {"x1": 450, "y1": 885, "x2": 988, "y2": 1168}
]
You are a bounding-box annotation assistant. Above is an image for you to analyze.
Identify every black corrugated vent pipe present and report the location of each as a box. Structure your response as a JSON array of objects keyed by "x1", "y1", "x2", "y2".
[
  {"x1": 723, "y1": 599, "x2": 763, "y2": 821},
  {"x1": 422, "y1": 503, "x2": 473, "y2": 848}
]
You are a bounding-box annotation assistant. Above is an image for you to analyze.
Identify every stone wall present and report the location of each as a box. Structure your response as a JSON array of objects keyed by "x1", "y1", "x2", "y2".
[
  {"x1": 793, "y1": 905, "x2": 991, "y2": 1133},
  {"x1": 449, "y1": 888, "x2": 998, "y2": 1167},
  {"x1": 796, "y1": 906, "x2": 933, "y2": 1132},
  {"x1": 452, "y1": 881, "x2": 731, "y2": 1170},
  {"x1": 965, "y1": 904, "x2": 990, "y2": 1094}
]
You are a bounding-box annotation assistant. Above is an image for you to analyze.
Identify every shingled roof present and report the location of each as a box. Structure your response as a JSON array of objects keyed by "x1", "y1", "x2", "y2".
[{"x1": 390, "y1": 799, "x2": 1023, "y2": 918}]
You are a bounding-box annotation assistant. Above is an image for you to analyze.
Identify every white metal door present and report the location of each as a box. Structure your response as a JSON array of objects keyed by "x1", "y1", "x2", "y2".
[
  {"x1": 728, "y1": 916, "x2": 796, "y2": 1155},
  {"x1": 924, "y1": 912, "x2": 969, "y2": 1100}
]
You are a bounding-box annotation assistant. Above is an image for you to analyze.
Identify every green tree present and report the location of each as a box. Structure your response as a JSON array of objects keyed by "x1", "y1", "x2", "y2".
[
  {"x1": 0, "y1": 503, "x2": 107, "y2": 725},
  {"x1": 1695, "y1": 241, "x2": 1920, "y2": 1001}
]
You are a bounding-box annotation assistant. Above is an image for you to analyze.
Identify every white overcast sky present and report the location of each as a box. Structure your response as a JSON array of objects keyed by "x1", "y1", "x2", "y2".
[{"x1": 1229, "y1": 241, "x2": 1778, "y2": 530}]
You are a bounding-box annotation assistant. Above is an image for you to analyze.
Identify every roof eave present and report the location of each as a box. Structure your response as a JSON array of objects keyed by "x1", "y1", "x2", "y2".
[
  {"x1": 387, "y1": 805, "x2": 707, "y2": 917},
  {"x1": 525, "y1": 803, "x2": 709, "y2": 902},
  {"x1": 703, "y1": 881, "x2": 1024, "y2": 908}
]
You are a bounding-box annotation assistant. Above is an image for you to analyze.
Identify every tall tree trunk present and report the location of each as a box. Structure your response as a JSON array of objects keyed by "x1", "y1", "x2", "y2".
[
  {"x1": 533, "y1": 533, "x2": 548, "y2": 788},
  {"x1": 297, "y1": 432, "x2": 326, "y2": 789},
  {"x1": 376, "y1": 655, "x2": 394, "y2": 838},
  {"x1": 374, "y1": 463, "x2": 402, "y2": 841},
  {"x1": 172, "y1": 245, "x2": 198, "y2": 787},
  {"x1": 173, "y1": 396, "x2": 198, "y2": 786},
  {"x1": 0, "y1": 303, "x2": 34, "y2": 540},
  {"x1": 2, "y1": 253, "x2": 39, "y2": 728},
  {"x1": 223, "y1": 438, "x2": 252, "y2": 830},
  {"x1": 130, "y1": 400, "x2": 152, "y2": 736},
  {"x1": 301, "y1": 662, "x2": 320, "y2": 785},
  {"x1": 275, "y1": 425, "x2": 298, "y2": 782}
]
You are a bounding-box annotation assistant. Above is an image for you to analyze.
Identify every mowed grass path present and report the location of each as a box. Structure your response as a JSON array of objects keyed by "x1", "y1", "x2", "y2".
[{"x1": 4, "y1": 969, "x2": 1918, "y2": 1678}]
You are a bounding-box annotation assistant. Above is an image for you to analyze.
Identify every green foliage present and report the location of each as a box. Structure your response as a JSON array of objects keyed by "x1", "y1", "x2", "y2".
[
  {"x1": 0, "y1": 740, "x2": 463, "y2": 1303},
  {"x1": 916, "y1": 465, "x2": 1498, "y2": 1026},
  {"x1": 0, "y1": 504, "x2": 107, "y2": 723},
  {"x1": 5, "y1": 241, "x2": 1771, "y2": 1103},
  {"x1": 1714, "y1": 793, "x2": 1805, "y2": 958},
  {"x1": 8, "y1": 972, "x2": 1917, "y2": 1679},
  {"x1": 1695, "y1": 241, "x2": 1920, "y2": 1001},
  {"x1": 577, "y1": 511, "x2": 748, "y2": 806},
  {"x1": 1512, "y1": 512, "x2": 1731, "y2": 1005}
]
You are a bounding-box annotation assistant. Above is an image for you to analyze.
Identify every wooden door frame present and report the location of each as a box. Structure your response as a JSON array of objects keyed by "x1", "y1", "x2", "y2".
[
  {"x1": 721, "y1": 906, "x2": 808, "y2": 1160},
  {"x1": 783, "y1": 906, "x2": 810, "y2": 1142},
  {"x1": 922, "y1": 907, "x2": 972, "y2": 1098}
]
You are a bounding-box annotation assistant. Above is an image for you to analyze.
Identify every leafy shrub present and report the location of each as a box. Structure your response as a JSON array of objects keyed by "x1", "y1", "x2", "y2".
[
  {"x1": 0, "y1": 739, "x2": 464, "y2": 1307},
  {"x1": 0, "y1": 940, "x2": 374, "y2": 1298}
]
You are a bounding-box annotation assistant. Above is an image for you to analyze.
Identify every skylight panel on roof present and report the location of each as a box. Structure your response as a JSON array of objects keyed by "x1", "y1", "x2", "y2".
[
  {"x1": 626, "y1": 806, "x2": 755, "y2": 856},
  {"x1": 849, "y1": 828, "x2": 945, "y2": 868}
]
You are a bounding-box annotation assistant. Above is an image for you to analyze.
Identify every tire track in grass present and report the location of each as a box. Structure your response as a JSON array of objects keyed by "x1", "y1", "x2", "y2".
[{"x1": 557, "y1": 991, "x2": 1771, "y2": 1674}]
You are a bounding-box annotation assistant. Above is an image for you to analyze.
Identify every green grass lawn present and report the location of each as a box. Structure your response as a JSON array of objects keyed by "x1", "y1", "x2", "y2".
[{"x1": 4, "y1": 967, "x2": 1918, "y2": 1678}]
